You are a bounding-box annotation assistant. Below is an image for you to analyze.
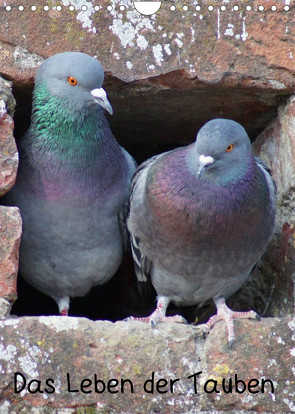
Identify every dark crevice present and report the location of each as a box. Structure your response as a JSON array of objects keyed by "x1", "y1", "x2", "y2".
[{"x1": 10, "y1": 79, "x2": 288, "y2": 321}]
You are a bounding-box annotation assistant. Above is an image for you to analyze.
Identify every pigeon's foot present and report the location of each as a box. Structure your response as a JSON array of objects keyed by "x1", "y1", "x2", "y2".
[
  {"x1": 126, "y1": 313, "x2": 186, "y2": 326},
  {"x1": 60, "y1": 309, "x2": 69, "y2": 316},
  {"x1": 125, "y1": 296, "x2": 187, "y2": 327},
  {"x1": 56, "y1": 296, "x2": 70, "y2": 317},
  {"x1": 203, "y1": 298, "x2": 260, "y2": 347}
]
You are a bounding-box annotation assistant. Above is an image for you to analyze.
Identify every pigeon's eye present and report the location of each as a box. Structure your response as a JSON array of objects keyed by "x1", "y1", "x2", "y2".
[
  {"x1": 67, "y1": 76, "x2": 78, "y2": 86},
  {"x1": 226, "y1": 144, "x2": 234, "y2": 152}
]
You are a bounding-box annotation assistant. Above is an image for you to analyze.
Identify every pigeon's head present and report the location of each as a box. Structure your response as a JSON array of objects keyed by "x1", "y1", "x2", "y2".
[
  {"x1": 35, "y1": 52, "x2": 113, "y2": 115},
  {"x1": 195, "y1": 119, "x2": 253, "y2": 185}
]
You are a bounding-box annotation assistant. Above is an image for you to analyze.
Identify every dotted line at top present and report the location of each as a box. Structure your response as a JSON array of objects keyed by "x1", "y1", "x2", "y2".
[{"x1": 2, "y1": 4, "x2": 292, "y2": 12}]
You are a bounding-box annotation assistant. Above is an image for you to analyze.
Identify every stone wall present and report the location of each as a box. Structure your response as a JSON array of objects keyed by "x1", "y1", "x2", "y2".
[
  {"x1": 0, "y1": 1, "x2": 295, "y2": 412},
  {"x1": 1, "y1": 316, "x2": 295, "y2": 413},
  {"x1": 0, "y1": 77, "x2": 21, "y2": 318}
]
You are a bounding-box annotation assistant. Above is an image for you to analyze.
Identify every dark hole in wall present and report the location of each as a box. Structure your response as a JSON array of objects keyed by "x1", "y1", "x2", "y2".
[
  {"x1": 12, "y1": 77, "x2": 290, "y2": 160},
  {"x1": 10, "y1": 78, "x2": 290, "y2": 322}
]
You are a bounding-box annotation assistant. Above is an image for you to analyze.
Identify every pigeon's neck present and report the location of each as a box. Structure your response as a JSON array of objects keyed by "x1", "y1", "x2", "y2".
[
  {"x1": 145, "y1": 148, "x2": 267, "y2": 244},
  {"x1": 29, "y1": 83, "x2": 115, "y2": 164},
  {"x1": 21, "y1": 83, "x2": 127, "y2": 201},
  {"x1": 194, "y1": 149, "x2": 253, "y2": 187}
]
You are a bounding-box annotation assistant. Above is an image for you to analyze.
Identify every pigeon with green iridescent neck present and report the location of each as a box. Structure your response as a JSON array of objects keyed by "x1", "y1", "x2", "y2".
[
  {"x1": 4, "y1": 52, "x2": 136, "y2": 316},
  {"x1": 127, "y1": 119, "x2": 276, "y2": 346}
]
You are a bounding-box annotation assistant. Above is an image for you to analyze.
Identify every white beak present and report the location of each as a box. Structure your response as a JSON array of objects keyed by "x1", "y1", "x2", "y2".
[
  {"x1": 90, "y1": 87, "x2": 113, "y2": 115},
  {"x1": 198, "y1": 154, "x2": 214, "y2": 177},
  {"x1": 199, "y1": 155, "x2": 214, "y2": 167}
]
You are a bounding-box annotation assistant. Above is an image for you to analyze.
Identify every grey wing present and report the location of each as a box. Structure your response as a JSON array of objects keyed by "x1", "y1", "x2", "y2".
[
  {"x1": 248, "y1": 157, "x2": 277, "y2": 283},
  {"x1": 130, "y1": 234, "x2": 152, "y2": 283},
  {"x1": 118, "y1": 200, "x2": 132, "y2": 253},
  {"x1": 128, "y1": 154, "x2": 164, "y2": 300},
  {"x1": 130, "y1": 232, "x2": 157, "y2": 305},
  {"x1": 255, "y1": 156, "x2": 277, "y2": 197},
  {"x1": 118, "y1": 147, "x2": 137, "y2": 253},
  {"x1": 129, "y1": 152, "x2": 165, "y2": 205}
]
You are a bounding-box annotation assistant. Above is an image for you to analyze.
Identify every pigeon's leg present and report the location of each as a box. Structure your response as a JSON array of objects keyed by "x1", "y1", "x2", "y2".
[
  {"x1": 203, "y1": 298, "x2": 259, "y2": 347},
  {"x1": 126, "y1": 296, "x2": 187, "y2": 327},
  {"x1": 60, "y1": 309, "x2": 69, "y2": 317},
  {"x1": 55, "y1": 296, "x2": 70, "y2": 316}
]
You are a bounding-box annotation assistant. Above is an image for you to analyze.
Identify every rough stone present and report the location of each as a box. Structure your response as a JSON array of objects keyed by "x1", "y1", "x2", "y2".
[
  {"x1": 0, "y1": 77, "x2": 16, "y2": 117},
  {"x1": 253, "y1": 97, "x2": 295, "y2": 317},
  {"x1": 0, "y1": 206, "x2": 22, "y2": 307},
  {"x1": 0, "y1": 77, "x2": 21, "y2": 312},
  {"x1": 1, "y1": 1, "x2": 295, "y2": 159},
  {"x1": 0, "y1": 77, "x2": 18, "y2": 197},
  {"x1": 254, "y1": 96, "x2": 295, "y2": 204},
  {"x1": 0, "y1": 316, "x2": 294, "y2": 413},
  {"x1": 1, "y1": 1, "x2": 295, "y2": 86},
  {"x1": 0, "y1": 298, "x2": 13, "y2": 319},
  {"x1": 0, "y1": 1, "x2": 292, "y2": 322}
]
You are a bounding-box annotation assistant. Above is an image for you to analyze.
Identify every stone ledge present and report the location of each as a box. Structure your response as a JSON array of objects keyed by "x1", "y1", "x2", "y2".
[{"x1": 0, "y1": 316, "x2": 294, "y2": 413}]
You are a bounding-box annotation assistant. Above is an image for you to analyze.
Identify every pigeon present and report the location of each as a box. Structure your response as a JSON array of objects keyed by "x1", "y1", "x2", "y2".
[
  {"x1": 3, "y1": 52, "x2": 136, "y2": 316},
  {"x1": 127, "y1": 118, "x2": 276, "y2": 346}
]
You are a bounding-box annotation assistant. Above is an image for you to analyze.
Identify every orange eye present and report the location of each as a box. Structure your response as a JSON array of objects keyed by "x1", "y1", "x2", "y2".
[
  {"x1": 68, "y1": 76, "x2": 78, "y2": 86},
  {"x1": 226, "y1": 144, "x2": 234, "y2": 152}
]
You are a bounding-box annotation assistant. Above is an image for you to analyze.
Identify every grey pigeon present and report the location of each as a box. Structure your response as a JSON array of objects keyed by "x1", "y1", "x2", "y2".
[
  {"x1": 4, "y1": 52, "x2": 136, "y2": 315},
  {"x1": 127, "y1": 118, "x2": 276, "y2": 345}
]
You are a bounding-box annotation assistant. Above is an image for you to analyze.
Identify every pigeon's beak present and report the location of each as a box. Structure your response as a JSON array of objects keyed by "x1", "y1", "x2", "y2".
[
  {"x1": 197, "y1": 154, "x2": 214, "y2": 178},
  {"x1": 90, "y1": 87, "x2": 113, "y2": 115}
]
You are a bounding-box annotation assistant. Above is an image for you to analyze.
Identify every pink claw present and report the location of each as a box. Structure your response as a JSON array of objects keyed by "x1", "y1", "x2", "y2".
[
  {"x1": 60, "y1": 309, "x2": 68, "y2": 316},
  {"x1": 203, "y1": 298, "x2": 260, "y2": 347}
]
